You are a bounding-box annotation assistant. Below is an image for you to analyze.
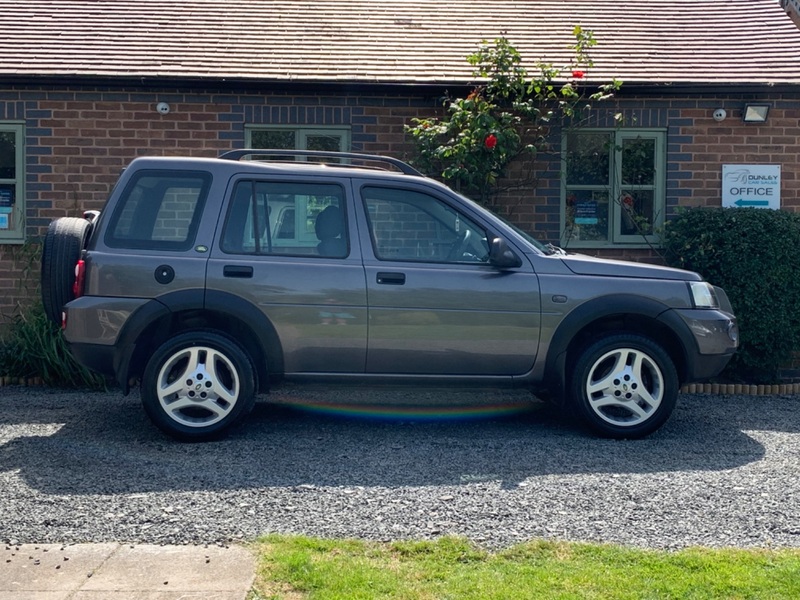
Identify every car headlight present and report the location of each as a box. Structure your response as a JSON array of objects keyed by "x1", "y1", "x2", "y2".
[{"x1": 688, "y1": 281, "x2": 719, "y2": 309}]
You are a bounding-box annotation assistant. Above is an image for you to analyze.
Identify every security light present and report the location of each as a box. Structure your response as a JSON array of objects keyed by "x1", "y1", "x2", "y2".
[{"x1": 742, "y1": 104, "x2": 769, "y2": 123}]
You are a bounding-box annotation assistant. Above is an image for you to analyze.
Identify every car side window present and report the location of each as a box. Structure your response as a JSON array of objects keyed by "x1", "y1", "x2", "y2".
[
  {"x1": 221, "y1": 180, "x2": 347, "y2": 258},
  {"x1": 361, "y1": 186, "x2": 490, "y2": 263},
  {"x1": 105, "y1": 170, "x2": 212, "y2": 251}
]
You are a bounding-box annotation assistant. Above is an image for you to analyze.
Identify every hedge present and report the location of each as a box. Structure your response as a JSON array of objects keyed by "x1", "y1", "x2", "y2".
[{"x1": 661, "y1": 207, "x2": 800, "y2": 383}]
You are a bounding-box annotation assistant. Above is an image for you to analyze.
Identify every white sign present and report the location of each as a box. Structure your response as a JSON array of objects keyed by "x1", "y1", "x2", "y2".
[{"x1": 722, "y1": 164, "x2": 781, "y2": 209}]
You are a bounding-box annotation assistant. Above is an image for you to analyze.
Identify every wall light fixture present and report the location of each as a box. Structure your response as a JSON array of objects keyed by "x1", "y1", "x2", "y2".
[{"x1": 742, "y1": 104, "x2": 770, "y2": 123}]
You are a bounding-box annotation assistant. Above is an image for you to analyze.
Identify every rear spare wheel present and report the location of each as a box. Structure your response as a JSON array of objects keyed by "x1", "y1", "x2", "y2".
[{"x1": 41, "y1": 217, "x2": 91, "y2": 325}]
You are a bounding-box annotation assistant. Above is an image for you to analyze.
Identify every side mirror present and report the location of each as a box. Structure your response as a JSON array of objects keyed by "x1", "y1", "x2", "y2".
[{"x1": 489, "y1": 237, "x2": 523, "y2": 269}]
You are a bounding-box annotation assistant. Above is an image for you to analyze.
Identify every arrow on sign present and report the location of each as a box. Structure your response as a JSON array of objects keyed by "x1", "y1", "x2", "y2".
[{"x1": 734, "y1": 199, "x2": 770, "y2": 207}]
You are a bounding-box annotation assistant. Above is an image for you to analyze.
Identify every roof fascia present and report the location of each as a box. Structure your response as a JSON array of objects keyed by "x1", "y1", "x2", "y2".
[
  {"x1": 0, "y1": 74, "x2": 466, "y2": 96},
  {"x1": 1, "y1": 75, "x2": 797, "y2": 97}
]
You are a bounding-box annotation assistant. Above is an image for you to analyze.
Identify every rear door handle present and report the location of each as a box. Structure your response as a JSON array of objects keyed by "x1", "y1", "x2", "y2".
[
  {"x1": 376, "y1": 272, "x2": 406, "y2": 285},
  {"x1": 223, "y1": 265, "x2": 253, "y2": 278}
]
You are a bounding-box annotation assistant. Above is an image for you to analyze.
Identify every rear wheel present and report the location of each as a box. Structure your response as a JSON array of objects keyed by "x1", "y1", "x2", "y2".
[
  {"x1": 41, "y1": 217, "x2": 92, "y2": 325},
  {"x1": 569, "y1": 333, "x2": 678, "y2": 439},
  {"x1": 141, "y1": 331, "x2": 256, "y2": 441}
]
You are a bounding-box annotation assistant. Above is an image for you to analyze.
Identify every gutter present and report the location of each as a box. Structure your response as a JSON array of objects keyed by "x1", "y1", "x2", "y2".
[{"x1": 1, "y1": 74, "x2": 798, "y2": 98}]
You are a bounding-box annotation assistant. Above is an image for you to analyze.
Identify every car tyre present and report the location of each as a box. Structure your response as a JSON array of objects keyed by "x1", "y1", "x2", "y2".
[
  {"x1": 569, "y1": 333, "x2": 678, "y2": 439},
  {"x1": 41, "y1": 217, "x2": 92, "y2": 325},
  {"x1": 141, "y1": 331, "x2": 256, "y2": 441}
]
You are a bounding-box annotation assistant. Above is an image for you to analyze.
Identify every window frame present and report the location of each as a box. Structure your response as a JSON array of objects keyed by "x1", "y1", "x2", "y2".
[
  {"x1": 244, "y1": 125, "x2": 351, "y2": 156},
  {"x1": 0, "y1": 122, "x2": 25, "y2": 244},
  {"x1": 561, "y1": 128, "x2": 666, "y2": 247}
]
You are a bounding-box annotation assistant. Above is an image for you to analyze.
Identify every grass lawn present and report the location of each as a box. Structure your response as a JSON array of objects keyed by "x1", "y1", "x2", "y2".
[{"x1": 248, "y1": 535, "x2": 800, "y2": 599}]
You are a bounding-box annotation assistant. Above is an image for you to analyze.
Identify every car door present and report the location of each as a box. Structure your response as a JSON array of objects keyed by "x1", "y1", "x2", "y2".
[
  {"x1": 206, "y1": 175, "x2": 367, "y2": 374},
  {"x1": 357, "y1": 182, "x2": 540, "y2": 377},
  {"x1": 90, "y1": 168, "x2": 217, "y2": 302}
]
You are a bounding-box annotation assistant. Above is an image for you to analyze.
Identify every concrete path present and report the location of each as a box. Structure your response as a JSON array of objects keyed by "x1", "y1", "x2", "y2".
[{"x1": 0, "y1": 543, "x2": 256, "y2": 599}]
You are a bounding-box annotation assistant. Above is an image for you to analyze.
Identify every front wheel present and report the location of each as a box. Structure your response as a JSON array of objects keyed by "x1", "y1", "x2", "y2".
[
  {"x1": 141, "y1": 331, "x2": 256, "y2": 441},
  {"x1": 569, "y1": 333, "x2": 678, "y2": 439}
]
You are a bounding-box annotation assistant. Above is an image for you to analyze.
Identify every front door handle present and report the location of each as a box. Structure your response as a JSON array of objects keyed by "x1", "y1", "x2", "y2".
[
  {"x1": 376, "y1": 272, "x2": 406, "y2": 285},
  {"x1": 223, "y1": 265, "x2": 254, "y2": 278}
]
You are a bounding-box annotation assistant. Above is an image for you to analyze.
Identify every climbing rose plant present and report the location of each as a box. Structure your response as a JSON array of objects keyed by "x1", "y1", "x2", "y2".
[{"x1": 406, "y1": 28, "x2": 621, "y2": 206}]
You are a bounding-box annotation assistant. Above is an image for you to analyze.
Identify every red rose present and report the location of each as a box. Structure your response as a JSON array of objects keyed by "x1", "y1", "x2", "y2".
[
  {"x1": 572, "y1": 70, "x2": 585, "y2": 79},
  {"x1": 484, "y1": 134, "x2": 498, "y2": 149}
]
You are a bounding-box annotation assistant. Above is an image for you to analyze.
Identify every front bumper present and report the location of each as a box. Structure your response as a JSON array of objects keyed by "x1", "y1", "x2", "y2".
[{"x1": 665, "y1": 308, "x2": 739, "y2": 381}]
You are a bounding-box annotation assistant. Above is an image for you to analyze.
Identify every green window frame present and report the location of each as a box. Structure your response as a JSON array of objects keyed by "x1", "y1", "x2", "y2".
[
  {"x1": 244, "y1": 126, "x2": 350, "y2": 158},
  {"x1": 561, "y1": 129, "x2": 666, "y2": 247},
  {"x1": 0, "y1": 123, "x2": 24, "y2": 243}
]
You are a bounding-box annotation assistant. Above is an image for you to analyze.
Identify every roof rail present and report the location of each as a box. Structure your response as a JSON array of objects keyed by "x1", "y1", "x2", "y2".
[
  {"x1": 218, "y1": 149, "x2": 423, "y2": 176},
  {"x1": 219, "y1": 149, "x2": 422, "y2": 176}
]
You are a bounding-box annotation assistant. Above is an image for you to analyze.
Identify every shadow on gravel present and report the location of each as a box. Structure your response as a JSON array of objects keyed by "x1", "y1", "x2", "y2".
[{"x1": 0, "y1": 386, "x2": 797, "y2": 495}]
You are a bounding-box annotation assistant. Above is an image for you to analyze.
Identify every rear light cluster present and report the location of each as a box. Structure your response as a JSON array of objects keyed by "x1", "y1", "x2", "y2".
[
  {"x1": 73, "y1": 259, "x2": 86, "y2": 299},
  {"x1": 63, "y1": 259, "x2": 86, "y2": 331}
]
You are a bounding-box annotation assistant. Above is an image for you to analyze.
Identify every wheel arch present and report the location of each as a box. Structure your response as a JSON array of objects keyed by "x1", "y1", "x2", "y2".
[
  {"x1": 117, "y1": 289, "x2": 283, "y2": 393},
  {"x1": 544, "y1": 294, "x2": 694, "y2": 401}
]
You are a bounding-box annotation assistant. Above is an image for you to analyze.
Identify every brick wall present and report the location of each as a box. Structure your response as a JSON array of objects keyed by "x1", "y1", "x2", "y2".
[{"x1": 0, "y1": 84, "x2": 797, "y2": 317}]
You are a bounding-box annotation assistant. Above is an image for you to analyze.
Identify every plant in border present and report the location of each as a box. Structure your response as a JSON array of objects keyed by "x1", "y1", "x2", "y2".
[
  {"x1": 0, "y1": 240, "x2": 106, "y2": 389},
  {"x1": 0, "y1": 299, "x2": 106, "y2": 389},
  {"x1": 406, "y1": 28, "x2": 621, "y2": 207}
]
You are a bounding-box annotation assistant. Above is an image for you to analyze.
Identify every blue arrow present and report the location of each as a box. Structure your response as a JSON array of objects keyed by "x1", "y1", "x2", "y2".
[{"x1": 734, "y1": 199, "x2": 770, "y2": 207}]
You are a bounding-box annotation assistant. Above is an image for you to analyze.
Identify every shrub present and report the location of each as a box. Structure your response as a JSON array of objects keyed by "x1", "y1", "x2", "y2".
[
  {"x1": 661, "y1": 207, "x2": 800, "y2": 383},
  {"x1": 405, "y1": 31, "x2": 620, "y2": 206},
  {"x1": 0, "y1": 300, "x2": 106, "y2": 389}
]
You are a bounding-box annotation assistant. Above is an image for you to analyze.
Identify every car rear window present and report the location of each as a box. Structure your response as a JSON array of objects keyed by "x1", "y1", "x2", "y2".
[{"x1": 105, "y1": 170, "x2": 212, "y2": 250}]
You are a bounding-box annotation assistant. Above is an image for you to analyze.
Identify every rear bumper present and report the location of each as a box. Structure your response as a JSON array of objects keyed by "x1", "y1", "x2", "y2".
[{"x1": 67, "y1": 341, "x2": 116, "y2": 378}]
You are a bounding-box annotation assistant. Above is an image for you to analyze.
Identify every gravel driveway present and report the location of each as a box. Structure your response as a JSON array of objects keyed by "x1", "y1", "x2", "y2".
[{"x1": 0, "y1": 385, "x2": 798, "y2": 550}]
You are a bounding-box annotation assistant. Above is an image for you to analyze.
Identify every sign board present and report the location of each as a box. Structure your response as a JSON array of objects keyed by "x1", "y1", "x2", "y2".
[
  {"x1": 574, "y1": 200, "x2": 598, "y2": 225},
  {"x1": 722, "y1": 165, "x2": 781, "y2": 209},
  {"x1": 0, "y1": 185, "x2": 12, "y2": 207}
]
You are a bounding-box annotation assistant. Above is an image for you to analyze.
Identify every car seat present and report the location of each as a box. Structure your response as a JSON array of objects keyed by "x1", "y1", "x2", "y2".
[{"x1": 314, "y1": 205, "x2": 347, "y2": 257}]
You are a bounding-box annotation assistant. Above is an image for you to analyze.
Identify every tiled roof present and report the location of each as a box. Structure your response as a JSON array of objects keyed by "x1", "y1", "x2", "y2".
[{"x1": 0, "y1": 0, "x2": 798, "y2": 86}]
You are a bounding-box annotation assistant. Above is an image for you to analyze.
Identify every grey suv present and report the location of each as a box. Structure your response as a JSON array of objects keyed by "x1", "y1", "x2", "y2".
[{"x1": 41, "y1": 150, "x2": 739, "y2": 441}]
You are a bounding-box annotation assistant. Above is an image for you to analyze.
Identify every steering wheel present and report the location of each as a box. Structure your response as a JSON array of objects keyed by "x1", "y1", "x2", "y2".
[{"x1": 447, "y1": 229, "x2": 472, "y2": 261}]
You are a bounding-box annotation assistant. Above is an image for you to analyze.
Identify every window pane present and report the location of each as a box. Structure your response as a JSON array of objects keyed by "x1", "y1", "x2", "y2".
[
  {"x1": 622, "y1": 137, "x2": 656, "y2": 185},
  {"x1": 620, "y1": 189, "x2": 655, "y2": 235},
  {"x1": 362, "y1": 187, "x2": 489, "y2": 263},
  {"x1": 251, "y1": 130, "x2": 295, "y2": 149},
  {"x1": 222, "y1": 180, "x2": 346, "y2": 258},
  {"x1": 566, "y1": 132, "x2": 611, "y2": 186},
  {"x1": 564, "y1": 189, "x2": 609, "y2": 243},
  {"x1": 306, "y1": 134, "x2": 342, "y2": 152},
  {"x1": 305, "y1": 134, "x2": 343, "y2": 164},
  {"x1": 107, "y1": 172, "x2": 211, "y2": 250},
  {"x1": 0, "y1": 132, "x2": 16, "y2": 179}
]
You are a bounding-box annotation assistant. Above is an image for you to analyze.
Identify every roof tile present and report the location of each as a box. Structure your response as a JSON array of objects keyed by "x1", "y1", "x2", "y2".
[{"x1": 0, "y1": 0, "x2": 797, "y2": 85}]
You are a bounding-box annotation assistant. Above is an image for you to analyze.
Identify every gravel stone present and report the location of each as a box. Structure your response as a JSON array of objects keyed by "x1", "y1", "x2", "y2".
[{"x1": 0, "y1": 385, "x2": 798, "y2": 550}]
